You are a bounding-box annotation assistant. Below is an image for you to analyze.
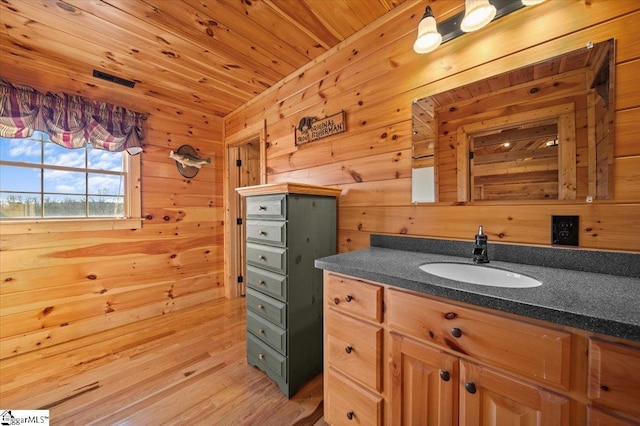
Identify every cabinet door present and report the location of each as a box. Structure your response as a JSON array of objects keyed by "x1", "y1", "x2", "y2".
[
  {"x1": 459, "y1": 360, "x2": 570, "y2": 426},
  {"x1": 389, "y1": 332, "x2": 458, "y2": 426},
  {"x1": 588, "y1": 338, "x2": 640, "y2": 420},
  {"x1": 588, "y1": 407, "x2": 638, "y2": 426}
]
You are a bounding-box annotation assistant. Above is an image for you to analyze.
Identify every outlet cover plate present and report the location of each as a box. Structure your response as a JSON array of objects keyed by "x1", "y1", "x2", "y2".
[{"x1": 552, "y1": 215, "x2": 579, "y2": 246}]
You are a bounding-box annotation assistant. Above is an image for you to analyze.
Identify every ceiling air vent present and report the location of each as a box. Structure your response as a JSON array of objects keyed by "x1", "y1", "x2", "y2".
[{"x1": 92, "y1": 70, "x2": 135, "y2": 88}]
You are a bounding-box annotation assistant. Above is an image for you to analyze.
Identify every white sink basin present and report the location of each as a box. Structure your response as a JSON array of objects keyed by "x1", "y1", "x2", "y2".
[{"x1": 419, "y1": 262, "x2": 542, "y2": 288}]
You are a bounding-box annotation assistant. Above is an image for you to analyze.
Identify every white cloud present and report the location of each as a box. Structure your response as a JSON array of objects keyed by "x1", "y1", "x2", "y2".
[
  {"x1": 89, "y1": 174, "x2": 123, "y2": 194},
  {"x1": 54, "y1": 184, "x2": 78, "y2": 193},
  {"x1": 89, "y1": 150, "x2": 122, "y2": 171},
  {"x1": 7, "y1": 140, "x2": 41, "y2": 158},
  {"x1": 47, "y1": 150, "x2": 85, "y2": 168}
]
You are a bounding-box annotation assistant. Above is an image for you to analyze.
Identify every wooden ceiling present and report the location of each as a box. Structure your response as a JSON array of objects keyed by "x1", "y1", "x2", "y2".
[{"x1": 0, "y1": 0, "x2": 407, "y2": 119}]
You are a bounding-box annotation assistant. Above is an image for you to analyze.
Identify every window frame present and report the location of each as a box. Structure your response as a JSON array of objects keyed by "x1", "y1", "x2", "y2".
[{"x1": 0, "y1": 137, "x2": 142, "y2": 234}]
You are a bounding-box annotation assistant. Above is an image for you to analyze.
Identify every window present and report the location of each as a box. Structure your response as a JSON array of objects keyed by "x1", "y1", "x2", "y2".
[{"x1": 0, "y1": 131, "x2": 141, "y2": 230}]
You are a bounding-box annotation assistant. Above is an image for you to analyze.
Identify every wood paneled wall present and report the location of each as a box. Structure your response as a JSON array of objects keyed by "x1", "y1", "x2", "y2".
[
  {"x1": 225, "y1": 0, "x2": 640, "y2": 254},
  {"x1": 0, "y1": 110, "x2": 225, "y2": 359}
]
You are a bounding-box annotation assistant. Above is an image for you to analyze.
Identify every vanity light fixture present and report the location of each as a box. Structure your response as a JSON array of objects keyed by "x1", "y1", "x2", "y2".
[
  {"x1": 413, "y1": 0, "x2": 525, "y2": 55},
  {"x1": 460, "y1": 0, "x2": 497, "y2": 32},
  {"x1": 414, "y1": 6, "x2": 442, "y2": 54}
]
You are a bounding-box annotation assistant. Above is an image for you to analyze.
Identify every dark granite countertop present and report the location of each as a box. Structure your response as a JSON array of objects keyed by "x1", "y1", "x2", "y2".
[{"x1": 315, "y1": 235, "x2": 640, "y2": 342}]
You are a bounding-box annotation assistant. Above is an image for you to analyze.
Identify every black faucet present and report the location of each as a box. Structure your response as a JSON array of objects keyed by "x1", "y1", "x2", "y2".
[{"x1": 473, "y1": 225, "x2": 490, "y2": 264}]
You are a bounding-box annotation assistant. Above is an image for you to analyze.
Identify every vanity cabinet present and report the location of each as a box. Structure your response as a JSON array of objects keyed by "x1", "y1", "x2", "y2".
[
  {"x1": 237, "y1": 183, "x2": 340, "y2": 398},
  {"x1": 322, "y1": 271, "x2": 640, "y2": 425}
]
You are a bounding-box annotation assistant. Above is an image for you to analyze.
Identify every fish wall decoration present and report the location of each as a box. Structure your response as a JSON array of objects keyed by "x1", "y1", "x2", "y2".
[{"x1": 170, "y1": 145, "x2": 211, "y2": 178}]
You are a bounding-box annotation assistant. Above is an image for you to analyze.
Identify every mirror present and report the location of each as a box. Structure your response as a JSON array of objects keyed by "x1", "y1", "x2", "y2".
[{"x1": 412, "y1": 39, "x2": 615, "y2": 203}]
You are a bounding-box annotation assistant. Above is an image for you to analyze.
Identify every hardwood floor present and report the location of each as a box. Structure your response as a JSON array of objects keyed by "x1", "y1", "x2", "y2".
[{"x1": 0, "y1": 296, "x2": 327, "y2": 425}]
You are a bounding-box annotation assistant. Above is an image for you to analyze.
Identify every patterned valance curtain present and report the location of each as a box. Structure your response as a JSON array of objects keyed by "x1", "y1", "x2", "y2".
[{"x1": 0, "y1": 79, "x2": 146, "y2": 155}]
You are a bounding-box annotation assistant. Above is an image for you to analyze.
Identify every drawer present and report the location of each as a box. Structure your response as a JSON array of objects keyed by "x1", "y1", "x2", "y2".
[
  {"x1": 247, "y1": 333, "x2": 287, "y2": 382},
  {"x1": 247, "y1": 310, "x2": 286, "y2": 355},
  {"x1": 246, "y1": 220, "x2": 287, "y2": 247},
  {"x1": 246, "y1": 288, "x2": 287, "y2": 328},
  {"x1": 325, "y1": 273, "x2": 383, "y2": 323},
  {"x1": 387, "y1": 288, "x2": 571, "y2": 390},
  {"x1": 246, "y1": 194, "x2": 286, "y2": 219},
  {"x1": 325, "y1": 367, "x2": 382, "y2": 426},
  {"x1": 326, "y1": 310, "x2": 383, "y2": 391},
  {"x1": 246, "y1": 265, "x2": 287, "y2": 301},
  {"x1": 247, "y1": 242, "x2": 287, "y2": 274},
  {"x1": 588, "y1": 338, "x2": 640, "y2": 420}
]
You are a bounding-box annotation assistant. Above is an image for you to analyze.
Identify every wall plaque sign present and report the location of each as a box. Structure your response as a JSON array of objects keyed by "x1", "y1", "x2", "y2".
[{"x1": 295, "y1": 111, "x2": 346, "y2": 146}]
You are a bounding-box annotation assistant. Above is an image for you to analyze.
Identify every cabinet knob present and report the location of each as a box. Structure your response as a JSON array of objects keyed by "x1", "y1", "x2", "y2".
[
  {"x1": 440, "y1": 370, "x2": 451, "y2": 381},
  {"x1": 345, "y1": 345, "x2": 353, "y2": 354},
  {"x1": 334, "y1": 298, "x2": 341, "y2": 305},
  {"x1": 345, "y1": 295, "x2": 354, "y2": 302},
  {"x1": 450, "y1": 327, "x2": 462, "y2": 338},
  {"x1": 258, "y1": 205, "x2": 266, "y2": 211},
  {"x1": 346, "y1": 411, "x2": 355, "y2": 420},
  {"x1": 258, "y1": 255, "x2": 266, "y2": 261},
  {"x1": 258, "y1": 329, "x2": 265, "y2": 335},
  {"x1": 257, "y1": 304, "x2": 264, "y2": 310},
  {"x1": 258, "y1": 280, "x2": 265, "y2": 286},
  {"x1": 465, "y1": 382, "x2": 477, "y2": 394},
  {"x1": 258, "y1": 230, "x2": 266, "y2": 236},
  {"x1": 258, "y1": 353, "x2": 265, "y2": 360}
]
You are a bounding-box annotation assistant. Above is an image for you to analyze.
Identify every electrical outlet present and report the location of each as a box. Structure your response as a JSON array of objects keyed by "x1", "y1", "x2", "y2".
[{"x1": 551, "y1": 215, "x2": 579, "y2": 246}]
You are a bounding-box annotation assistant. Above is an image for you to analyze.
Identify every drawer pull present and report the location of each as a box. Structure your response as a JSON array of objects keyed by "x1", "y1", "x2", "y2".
[
  {"x1": 258, "y1": 329, "x2": 265, "y2": 335},
  {"x1": 258, "y1": 353, "x2": 265, "y2": 360},
  {"x1": 258, "y1": 205, "x2": 267, "y2": 211},
  {"x1": 451, "y1": 327, "x2": 462, "y2": 338},
  {"x1": 465, "y1": 382, "x2": 477, "y2": 394},
  {"x1": 258, "y1": 304, "x2": 264, "y2": 310},
  {"x1": 258, "y1": 280, "x2": 266, "y2": 286},
  {"x1": 345, "y1": 294, "x2": 354, "y2": 302},
  {"x1": 440, "y1": 370, "x2": 451, "y2": 382},
  {"x1": 258, "y1": 230, "x2": 266, "y2": 236},
  {"x1": 333, "y1": 297, "x2": 341, "y2": 305},
  {"x1": 445, "y1": 312, "x2": 458, "y2": 320},
  {"x1": 346, "y1": 411, "x2": 355, "y2": 420},
  {"x1": 258, "y1": 255, "x2": 266, "y2": 261},
  {"x1": 345, "y1": 345, "x2": 353, "y2": 354}
]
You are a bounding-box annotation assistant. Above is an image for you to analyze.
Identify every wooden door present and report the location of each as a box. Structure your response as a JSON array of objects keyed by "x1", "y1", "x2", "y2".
[
  {"x1": 229, "y1": 141, "x2": 261, "y2": 296},
  {"x1": 224, "y1": 120, "x2": 266, "y2": 299},
  {"x1": 389, "y1": 332, "x2": 458, "y2": 426},
  {"x1": 459, "y1": 360, "x2": 570, "y2": 426}
]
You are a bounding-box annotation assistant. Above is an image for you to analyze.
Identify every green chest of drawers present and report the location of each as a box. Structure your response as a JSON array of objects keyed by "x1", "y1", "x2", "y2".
[{"x1": 237, "y1": 183, "x2": 341, "y2": 398}]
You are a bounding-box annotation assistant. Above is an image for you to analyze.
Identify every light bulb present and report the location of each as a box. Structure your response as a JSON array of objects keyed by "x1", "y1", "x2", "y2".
[
  {"x1": 414, "y1": 6, "x2": 442, "y2": 54},
  {"x1": 460, "y1": 0, "x2": 497, "y2": 32}
]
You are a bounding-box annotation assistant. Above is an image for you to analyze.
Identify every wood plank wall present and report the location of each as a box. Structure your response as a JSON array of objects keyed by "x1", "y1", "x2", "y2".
[
  {"x1": 225, "y1": 0, "x2": 640, "y2": 254},
  {"x1": 0, "y1": 109, "x2": 225, "y2": 359}
]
